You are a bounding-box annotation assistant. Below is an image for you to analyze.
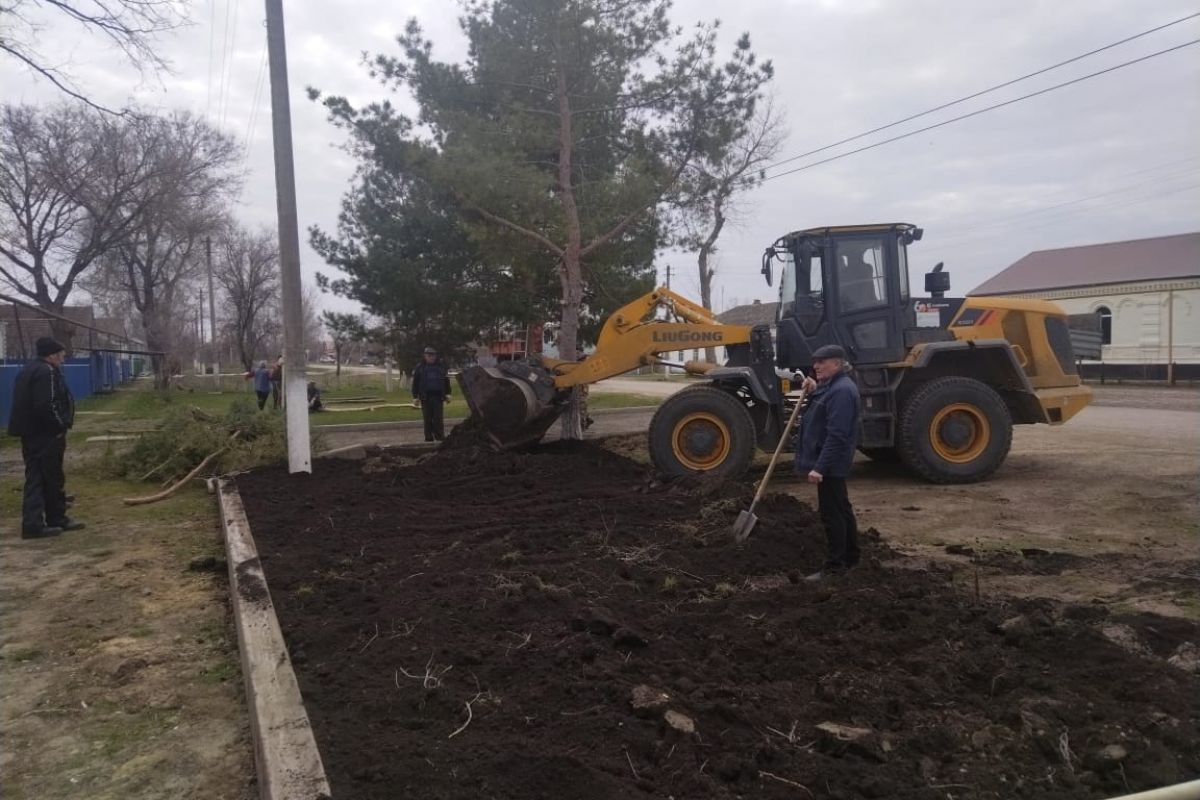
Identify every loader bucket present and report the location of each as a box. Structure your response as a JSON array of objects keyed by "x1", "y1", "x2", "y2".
[{"x1": 458, "y1": 365, "x2": 562, "y2": 449}]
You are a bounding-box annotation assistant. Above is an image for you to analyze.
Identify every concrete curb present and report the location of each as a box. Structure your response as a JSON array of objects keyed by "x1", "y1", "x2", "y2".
[{"x1": 218, "y1": 479, "x2": 332, "y2": 800}]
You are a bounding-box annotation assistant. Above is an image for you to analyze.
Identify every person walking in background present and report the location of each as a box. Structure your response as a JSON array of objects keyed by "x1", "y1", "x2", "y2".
[
  {"x1": 412, "y1": 346, "x2": 451, "y2": 442},
  {"x1": 794, "y1": 344, "x2": 861, "y2": 581},
  {"x1": 252, "y1": 361, "x2": 272, "y2": 410},
  {"x1": 6, "y1": 337, "x2": 86, "y2": 539},
  {"x1": 269, "y1": 355, "x2": 283, "y2": 410}
]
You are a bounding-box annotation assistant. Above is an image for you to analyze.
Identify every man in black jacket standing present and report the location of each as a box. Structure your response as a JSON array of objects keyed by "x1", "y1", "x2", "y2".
[
  {"x1": 7, "y1": 337, "x2": 86, "y2": 539},
  {"x1": 794, "y1": 344, "x2": 861, "y2": 580},
  {"x1": 412, "y1": 346, "x2": 451, "y2": 442}
]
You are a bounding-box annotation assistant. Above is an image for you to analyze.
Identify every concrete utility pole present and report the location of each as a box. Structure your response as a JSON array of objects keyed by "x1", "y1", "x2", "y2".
[
  {"x1": 206, "y1": 236, "x2": 219, "y2": 379},
  {"x1": 264, "y1": 0, "x2": 311, "y2": 473}
]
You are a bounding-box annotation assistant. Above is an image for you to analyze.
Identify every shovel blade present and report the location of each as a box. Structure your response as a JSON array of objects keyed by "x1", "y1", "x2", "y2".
[{"x1": 731, "y1": 509, "x2": 757, "y2": 543}]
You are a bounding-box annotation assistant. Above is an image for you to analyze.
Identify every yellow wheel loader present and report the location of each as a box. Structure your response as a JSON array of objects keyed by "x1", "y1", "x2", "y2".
[{"x1": 460, "y1": 223, "x2": 1092, "y2": 483}]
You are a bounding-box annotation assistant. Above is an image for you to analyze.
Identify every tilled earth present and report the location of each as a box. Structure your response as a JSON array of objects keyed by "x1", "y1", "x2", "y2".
[{"x1": 237, "y1": 441, "x2": 1199, "y2": 800}]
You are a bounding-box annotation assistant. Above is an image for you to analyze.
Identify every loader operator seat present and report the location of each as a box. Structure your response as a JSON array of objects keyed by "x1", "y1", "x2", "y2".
[{"x1": 840, "y1": 251, "x2": 879, "y2": 311}]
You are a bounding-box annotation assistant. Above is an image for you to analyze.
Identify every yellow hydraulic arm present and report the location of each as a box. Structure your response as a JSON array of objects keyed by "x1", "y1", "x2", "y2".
[{"x1": 540, "y1": 287, "x2": 753, "y2": 388}]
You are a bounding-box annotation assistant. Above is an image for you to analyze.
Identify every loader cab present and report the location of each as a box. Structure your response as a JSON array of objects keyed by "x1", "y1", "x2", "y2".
[{"x1": 766, "y1": 223, "x2": 926, "y2": 370}]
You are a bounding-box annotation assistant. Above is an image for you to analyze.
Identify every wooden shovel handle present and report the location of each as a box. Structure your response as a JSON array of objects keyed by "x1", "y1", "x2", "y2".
[{"x1": 748, "y1": 386, "x2": 808, "y2": 513}]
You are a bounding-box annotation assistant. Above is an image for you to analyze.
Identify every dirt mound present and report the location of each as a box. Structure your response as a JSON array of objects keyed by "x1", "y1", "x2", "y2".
[{"x1": 237, "y1": 443, "x2": 1199, "y2": 800}]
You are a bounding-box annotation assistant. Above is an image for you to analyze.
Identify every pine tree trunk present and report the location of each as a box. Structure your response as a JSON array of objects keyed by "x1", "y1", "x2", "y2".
[
  {"x1": 698, "y1": 194, "x2": 727, "y2": 364},
  {"x1": 698, "y1": 247, "x2": 716, "y2": 363},
  {"x1": 555, "y1": 28, "x2": 585, "y2": 441}
]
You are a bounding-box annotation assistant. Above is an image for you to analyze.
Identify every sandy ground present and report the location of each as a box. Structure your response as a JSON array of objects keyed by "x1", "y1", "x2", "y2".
[{"x1": 799, "y1": 400, "x2": 1199, "y2": 619}]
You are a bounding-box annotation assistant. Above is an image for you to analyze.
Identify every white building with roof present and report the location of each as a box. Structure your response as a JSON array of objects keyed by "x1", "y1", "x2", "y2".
[{"x1": 971, "y1": 232, "x2": 1200, "y2": 380}]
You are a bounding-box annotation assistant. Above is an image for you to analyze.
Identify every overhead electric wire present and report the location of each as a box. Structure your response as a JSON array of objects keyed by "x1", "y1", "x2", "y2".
[
  {"x1": 214, "y1": 0, "x2": 234, "y2": 125},
  {"x1": 218, "y1": 0, "x2": 242, "y2": 130},
  {"x1": 764, "y1": 11, "x2": 1200, "y2": 172},
  {"x1": 939, "y1": 179, "x2": 1200, "y2": 253},
  {"x1": 931, "y1": 158, "x2": 1200, "y2": 246},
  {"x1": 761, "y1": 38, "x2": 1200, "y2": 183},
  {"x1": 205, "y1": 0, "x2": 218, "y2": 118},
  {"x1": 243, "y1": 39, "x2": 269, "y2": 157}
]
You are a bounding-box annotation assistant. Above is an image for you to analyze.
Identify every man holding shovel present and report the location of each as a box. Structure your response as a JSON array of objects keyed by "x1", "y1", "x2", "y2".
[{"x1": 795, "y1": 344, "x2": 861, "y2": 581}]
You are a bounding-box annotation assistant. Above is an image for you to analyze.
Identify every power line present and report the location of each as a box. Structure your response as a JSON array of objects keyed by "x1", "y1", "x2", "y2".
[
  {"x1": 932, "y1": 158, "x2": 1200, "y2": 246},
  {"x1": 219, "y1": 0, "x2": 242, "y2": 130},
  {"x1": 761, "y1": 38, "x2": 1200, "y2": 183},
  {"x1": 215, "y1": 0, "x2": 234, "y2": 125},
  {"x1": 714, "y1": 166, "x2": 1200, "y2": 275},
  {"x1": 243, "y1": 37, "x2": 269, "y2": 155},
  {"x1": 765, "y1": 11, "x2": 1200, "y2": 172},
  {"x1": 940, "y1": 179, "x2": 1200, "y2": 253},
  {"x1": 205, "y1": 0, "x2": 218, "y2": 118}
]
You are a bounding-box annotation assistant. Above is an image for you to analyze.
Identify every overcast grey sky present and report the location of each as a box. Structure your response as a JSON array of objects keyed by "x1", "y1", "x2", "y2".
[{"x1": 4, "y1": 0, "x2": 1198, "y2": 315}]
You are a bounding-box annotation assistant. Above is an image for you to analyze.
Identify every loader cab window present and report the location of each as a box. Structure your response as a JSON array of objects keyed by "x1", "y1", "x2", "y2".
[
  {"x1": 777, "y1": 250, "x2": 796, "y2": 318},
  {"x1": 791, "y1": 244, "x2": 825, "y2": 336},
  {"x1": 897, "y1": 242, "x2": 910, "y2": 300},
  {"x1": 836, "y1": 238, "x2": 887, "y2": 311}
]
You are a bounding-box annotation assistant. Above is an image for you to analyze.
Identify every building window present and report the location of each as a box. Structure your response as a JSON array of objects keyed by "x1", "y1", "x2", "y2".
[{"x1": 1096, "y1": 306, "x2": 1112, "y2": 345}]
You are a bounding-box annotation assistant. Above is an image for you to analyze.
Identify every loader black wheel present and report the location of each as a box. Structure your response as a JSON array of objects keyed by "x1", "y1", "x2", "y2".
[
  {"x1": 649, "y1": 386, "x2": 756, "y2": 479},
  {"x1": 897, "y1": 377, "x2": 1012, "y2": 484},
  {"x1": 860, "y1": 447, "x2": 901, "y2": 463}
]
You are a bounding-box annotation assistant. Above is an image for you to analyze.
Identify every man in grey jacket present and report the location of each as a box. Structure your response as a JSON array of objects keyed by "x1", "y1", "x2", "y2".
[{"x1": 7, "y1": 338, "x2": 86, "y2": 539}]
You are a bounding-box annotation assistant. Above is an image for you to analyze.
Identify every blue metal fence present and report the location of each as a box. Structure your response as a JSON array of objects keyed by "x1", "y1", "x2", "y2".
[{"x1": 0, "y1": 352, "x2": 136, "y2": 429}]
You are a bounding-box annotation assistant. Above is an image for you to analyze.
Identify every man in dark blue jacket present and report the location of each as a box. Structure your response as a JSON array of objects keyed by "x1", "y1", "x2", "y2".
[
  {"x1": 794, "y1": 344, "x2": 861, "y2": 579},
  {"x1": 7, "y1": 337, "x2": 86, "y2": 539},
  {"x1": 412, "y1": 346, "x2": 451, "y2": 441}
]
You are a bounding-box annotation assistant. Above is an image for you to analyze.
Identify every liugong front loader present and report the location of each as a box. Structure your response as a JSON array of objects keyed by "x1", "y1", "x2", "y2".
[{"x1": 460, "y1": 223, "x2": 1092, "y2": 483}]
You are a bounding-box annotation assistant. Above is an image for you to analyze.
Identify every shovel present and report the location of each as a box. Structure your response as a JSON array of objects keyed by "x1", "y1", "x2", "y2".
[{"x1": 732, "y1": 383, "x2": 808, "y2": 543}]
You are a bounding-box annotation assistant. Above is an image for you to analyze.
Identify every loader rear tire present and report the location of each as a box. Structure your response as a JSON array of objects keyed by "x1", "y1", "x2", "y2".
[
  {"x1": 649, "y1": 386, "x2": 756, "y2": 480},
  {"x1": 897, "y1": 376, "x2": 1012, "y2": 484},
  {"x1": 860, "y1": 447, "x2": 901, "y2": 463}
]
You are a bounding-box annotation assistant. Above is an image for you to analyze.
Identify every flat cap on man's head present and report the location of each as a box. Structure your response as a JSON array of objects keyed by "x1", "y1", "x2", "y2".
[
  {"x1": 812, "y1": 344, "x2": 847, "y2": 361},
  {"x1": 423, "y1": 346, "x2": 437, "y2": 355},
  {"x1": 36, "y1": 337, "x2": 66, "y2": 358}
]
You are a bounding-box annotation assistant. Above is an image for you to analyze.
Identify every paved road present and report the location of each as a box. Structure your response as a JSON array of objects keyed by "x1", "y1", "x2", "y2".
[{"x1": 590, "y1": 377, "x2": 694, "y2": 398}]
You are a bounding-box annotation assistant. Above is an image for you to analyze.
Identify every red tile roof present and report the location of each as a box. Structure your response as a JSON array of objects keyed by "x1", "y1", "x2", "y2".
[{"x1": 971, "y1": 232, "x2": 1200, "y2": 295}]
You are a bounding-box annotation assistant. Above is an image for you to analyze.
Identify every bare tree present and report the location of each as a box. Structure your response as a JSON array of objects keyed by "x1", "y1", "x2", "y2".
[
  {"x1": 320, "y1": 311, "x2": 363, "y2": 384},
  {"x1": 676, "y1": 98, "x2": 787, "y2": 360},
  {"x1": 212, "y1": 224, "x2": 280, "y2": 370},
  {"x1": 0, "y1": 0, "x2": 188, "y2": 112},
  {"x1": 103, "y1": 113, "x2": 240, "y2": 386},
  {"x1": 0, "y1": 103, "x2": 173, "y2": 348}
]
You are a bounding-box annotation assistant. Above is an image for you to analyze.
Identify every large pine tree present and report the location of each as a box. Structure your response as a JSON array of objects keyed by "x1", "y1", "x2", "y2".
[{"x1": 312, "y1": 0, "x2": 772, "y2": 436}]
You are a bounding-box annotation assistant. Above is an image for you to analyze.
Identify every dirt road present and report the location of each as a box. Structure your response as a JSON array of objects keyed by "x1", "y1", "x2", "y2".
[
  {"x1": 827, "y1": 400, "x2": 1199, "y2": 618},
  {"x1": 0, "y1": 476, "x2": 253, "y2": 799}
]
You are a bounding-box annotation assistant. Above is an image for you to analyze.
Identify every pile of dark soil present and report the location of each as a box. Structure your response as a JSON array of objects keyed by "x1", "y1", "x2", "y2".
[{"x1": 237, "y1": 441, "x2": 1199, "y2": 800}]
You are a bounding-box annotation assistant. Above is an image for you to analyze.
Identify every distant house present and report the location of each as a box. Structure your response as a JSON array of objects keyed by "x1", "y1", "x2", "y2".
[
  {"x1": 971, "y1": 232, "x2": 1199, "y2": 381},
  {"x1": 716, "y1": 300, "x2": 779, "y2": 328},
  {"x1": 0, "y1": 303, "x2": 145, "y2": 361}
]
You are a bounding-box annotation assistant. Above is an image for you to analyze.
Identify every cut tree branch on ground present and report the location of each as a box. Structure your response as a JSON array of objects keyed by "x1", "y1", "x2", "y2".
[{"x1": 122, "y1": 433, "x2": 240, "y2": 506}]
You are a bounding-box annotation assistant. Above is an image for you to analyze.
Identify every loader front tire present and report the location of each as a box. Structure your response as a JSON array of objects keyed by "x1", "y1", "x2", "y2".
[
  {"x1": 897, "y1": 376, "x2": 1012, "y2": 484},
  {"x1": 649, "y1": 386, "x2": 756, "y2": 480}
]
